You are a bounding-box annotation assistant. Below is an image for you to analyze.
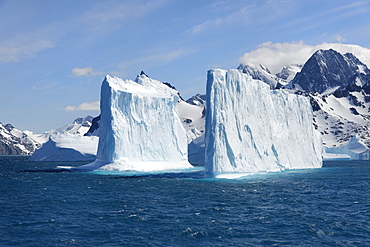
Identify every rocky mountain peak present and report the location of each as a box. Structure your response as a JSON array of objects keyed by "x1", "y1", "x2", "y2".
[
  {"x1": 4, "y1": 124, "x2": 14, "y2": 132},
  {"x1": 290, "y1": 49, "x2": 369, "y2": 93}
]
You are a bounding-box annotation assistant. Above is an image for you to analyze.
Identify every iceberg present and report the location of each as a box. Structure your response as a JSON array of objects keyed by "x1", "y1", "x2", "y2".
[
  {"x1": 205, "y1": 69, "x2": 322, "y2": 176},
  {"x1": 77, "y1": 74, "x2": 192, "y2": 172},
  {"x1": 28, "y1": 133, "x2": 98, "y2": 161},
  {"x1": 324, "y1": 135, "x2": 370, "y2": 160}
]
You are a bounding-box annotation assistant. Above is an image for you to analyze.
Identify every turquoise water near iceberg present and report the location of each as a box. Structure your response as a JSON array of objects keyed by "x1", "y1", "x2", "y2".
[{"x1": 1, "y1": 156, "x2": 370, "y2": 246}]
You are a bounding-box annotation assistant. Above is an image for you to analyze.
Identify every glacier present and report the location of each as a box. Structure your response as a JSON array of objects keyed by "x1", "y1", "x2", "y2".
[
  {"x1": 77, "y1": 74, "x2": 192, "y2": 172},
  {"x1": 205, "y1": 69, "x2": 322, "y2": 176}
]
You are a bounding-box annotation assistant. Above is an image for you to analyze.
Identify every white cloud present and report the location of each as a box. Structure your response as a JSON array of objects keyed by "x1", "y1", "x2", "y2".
[
  {"x1": 0, "y1": 34, "x2": 54, "y2": 63},
  {"x1": 239, "y1": 41, "x2": 370, "y2": 74},
  {"x1": 64, "y1": 101, "x2": 100, "y2": 111},
  {"x1": 71, "y1": 67, "x2": 103, "y2": 77},
  {"x1": 72, "y1": 67, "x2": 93, "y2": 76}
]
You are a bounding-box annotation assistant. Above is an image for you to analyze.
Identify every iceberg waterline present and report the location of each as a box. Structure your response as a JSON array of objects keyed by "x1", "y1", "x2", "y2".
[{"x1": 205, "y1": 69, "x2": 322, "y2": 175}]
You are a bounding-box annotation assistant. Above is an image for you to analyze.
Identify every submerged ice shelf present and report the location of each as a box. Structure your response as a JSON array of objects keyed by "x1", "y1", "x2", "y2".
[
  {"x1": 77, "y1": 74, "x2": 192, "y2": 172},
  {"x1": 205, "y1": 69, "x2": 322, "y2": 175}
]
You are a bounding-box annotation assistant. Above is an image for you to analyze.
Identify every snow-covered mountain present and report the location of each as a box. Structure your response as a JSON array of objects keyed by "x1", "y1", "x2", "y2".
[
  {"x1": 276, "y1": 64, "x2": 303, "y2": 86},
  {"x1": 0, "y1": 123, "x2": 36, "y2": 155},
  {"x1": 51, "y1": 116, "x2": 94, "y2": 136},
  {"x1": 288, "y1": 49, "x2": 370, "y2": 93},
  {"x1": 186, "y1": 93, "x2": 206, "y2": 106},
  {"x1": 237, "y1": 63, "x2": 283, "y2": 89},
  {"x1": 286, "y1": 49, "x2": 370, "y2": 150},
  {"x1": 1, "y1": 116, "x2": 95, "y2": 156},
  {"x1": 306, "y1": 91, "x2": 370, "y2": 148}
]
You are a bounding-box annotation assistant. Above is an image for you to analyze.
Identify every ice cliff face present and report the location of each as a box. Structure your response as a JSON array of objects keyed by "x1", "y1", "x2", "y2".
[
  {"x1": 205, "y1": 69, "x2": 322, "y2": 175},
  {"x1": 80, "y1": 74, "x2": 192, "y2": 171}
]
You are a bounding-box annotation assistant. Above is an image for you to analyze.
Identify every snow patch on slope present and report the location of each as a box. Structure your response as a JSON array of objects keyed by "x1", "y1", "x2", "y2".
[{"x1": 177, "y1": 100, "x2": 205, "y2": 143}]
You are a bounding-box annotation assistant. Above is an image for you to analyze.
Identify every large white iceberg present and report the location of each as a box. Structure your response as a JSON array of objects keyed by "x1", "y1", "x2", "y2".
[
  {"x1": 205, "y1": 69, "x2": 322, "y2": 176},
  {"x1": 78, "y1": 74, "x2": 192, "y2": 172}
]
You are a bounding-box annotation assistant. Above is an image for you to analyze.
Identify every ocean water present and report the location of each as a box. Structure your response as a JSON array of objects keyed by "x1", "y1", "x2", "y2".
[{"x1": 1, "y1": 156, "x2": 370, "y2": 246}]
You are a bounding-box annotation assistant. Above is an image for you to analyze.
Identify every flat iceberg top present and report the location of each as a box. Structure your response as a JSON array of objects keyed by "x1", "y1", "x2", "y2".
[{"x1": 105, "y1": 74, "x2": 177, "y2": 98}]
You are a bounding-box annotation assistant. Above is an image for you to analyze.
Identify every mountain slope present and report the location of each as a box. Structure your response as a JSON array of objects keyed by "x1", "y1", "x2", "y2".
[
  {"x1": 0, "y1": 123, "x2": 35, "y2": 155},
  {"x1": 237, "y1": 63, "x2": 282, "y2": 89},
  {"x1": 1, "y1": 116, "x2": 95, "y2": 156},
  {"x1": 288, "y1": 49, "x2": 370, "y2": 151}
]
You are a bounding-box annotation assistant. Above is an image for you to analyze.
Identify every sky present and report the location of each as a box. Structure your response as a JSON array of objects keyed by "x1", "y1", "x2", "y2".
[{"x1": 1, "y1": 0, "x2": 370, "y2": 133}]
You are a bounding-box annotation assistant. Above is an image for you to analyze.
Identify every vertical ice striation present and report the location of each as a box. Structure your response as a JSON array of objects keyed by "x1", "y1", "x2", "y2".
[
  {"x1": 79, "y1": 74, "x2": 192, "y2": 172},
  {"x1": 205, "y1": 69, "x2": 322, "y2": 176}
]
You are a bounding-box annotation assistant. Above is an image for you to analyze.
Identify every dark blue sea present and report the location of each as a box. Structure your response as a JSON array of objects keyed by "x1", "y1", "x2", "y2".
[{"x1": 1, "y1": 156, "x2": 370, "y2": 246}]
